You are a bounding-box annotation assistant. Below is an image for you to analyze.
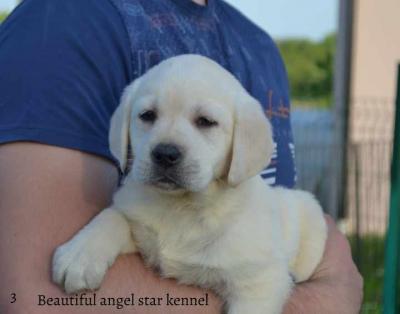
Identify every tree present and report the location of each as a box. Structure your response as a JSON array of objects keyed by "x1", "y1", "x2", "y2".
[
  {"x1": 0, "y1": 12, "x2": 8, "y2": 23},
  {"x1": 277, "y1": 33, "x2": 336, "y2": 107}
]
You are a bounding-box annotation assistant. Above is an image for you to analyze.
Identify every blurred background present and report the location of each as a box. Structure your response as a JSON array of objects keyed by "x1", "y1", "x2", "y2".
[
  {"x1": 225, "y1": 2, "x2": 400, "y2": 313},
  {"x1": 1, "y1": 0, "x2": 399, "y2": 313}
]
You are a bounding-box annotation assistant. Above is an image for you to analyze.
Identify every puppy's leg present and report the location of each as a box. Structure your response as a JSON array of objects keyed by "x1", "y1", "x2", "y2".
[
  {"x1": 289, "y1": 191, "x2": 327, "y2": 282},
  {"x1": 225, "y1": 265, "x2": 293, "y2": 314},
  {"x1": 52, "y1": 208, "x2": 136, "y2": 293}
]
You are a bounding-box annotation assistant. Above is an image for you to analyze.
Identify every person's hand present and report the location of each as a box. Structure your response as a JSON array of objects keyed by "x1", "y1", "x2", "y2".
[{"x1": 283, "y1": 215, "x2": 363, "y2": 314}]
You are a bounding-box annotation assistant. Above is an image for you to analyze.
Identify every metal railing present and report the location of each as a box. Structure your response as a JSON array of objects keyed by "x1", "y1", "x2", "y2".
[{"x1": 292, "y1": 90, "x2": 396, "y2": 313}]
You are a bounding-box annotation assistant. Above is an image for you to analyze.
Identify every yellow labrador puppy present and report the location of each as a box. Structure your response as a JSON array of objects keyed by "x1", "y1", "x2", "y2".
[{"x1": 53, "y1": 55, "x2": 327, "y2": 314}]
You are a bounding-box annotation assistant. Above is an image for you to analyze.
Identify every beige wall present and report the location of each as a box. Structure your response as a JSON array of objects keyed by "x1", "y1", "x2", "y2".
[
  {"x1": 349, "y1": 0, "x2": 399, "y2": 142},
  {"x1": 351, "y1": 0, "x2": 400, "y2": 101},
  {"x1": 344, "y1": 0, "x2": 399, "y2": 234}
]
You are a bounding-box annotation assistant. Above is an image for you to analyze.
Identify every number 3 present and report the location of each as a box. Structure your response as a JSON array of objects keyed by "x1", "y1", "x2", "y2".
[{"x1": 10, "y1": 292, "x2": 16, "y2": 303}]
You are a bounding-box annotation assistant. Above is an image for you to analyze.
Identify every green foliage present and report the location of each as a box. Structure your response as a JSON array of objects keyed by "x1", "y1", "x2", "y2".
[
  {"x1": 0, "y1": 11, "x2": 8, "y2": 23},
  {"x1": 277, "y1": 33, "x2": 336, "y2": 107},
  {"x1": 348, "y1": 234, "x2": 385, "y2": 314}
]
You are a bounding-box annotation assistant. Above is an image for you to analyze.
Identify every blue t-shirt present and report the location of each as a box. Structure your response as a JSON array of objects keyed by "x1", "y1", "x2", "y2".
[{"x1": 0, "y1": 0, "x2": 296, "y2": 188}]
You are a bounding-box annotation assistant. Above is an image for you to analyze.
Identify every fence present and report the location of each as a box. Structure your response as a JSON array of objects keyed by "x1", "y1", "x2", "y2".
[
  {"x1": 346, "y1": 140, "x2": 390, "y2": 313},
  {"x1": 347, "y1": 97, "x2": 395, "y2": 313},
  {"x1": 292, "y1": 94, "x2": 395, "y2": 313}
]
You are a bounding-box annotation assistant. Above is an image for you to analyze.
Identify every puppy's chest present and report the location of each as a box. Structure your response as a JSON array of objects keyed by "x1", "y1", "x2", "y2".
[{"x1": 131, "y1": 221, "x2": 226, "y2": 290}]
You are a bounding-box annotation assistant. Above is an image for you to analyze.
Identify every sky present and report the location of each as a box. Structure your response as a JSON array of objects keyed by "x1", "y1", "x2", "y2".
[
  {"x1": 225, "y1": 0, "x2": 338, "y2": 41},
  {"x1": 0, "y1": 0, "x2": 16, "y2": 12},
  {"x1": 0, "y1": 0, "x2": 338, "y2": 41}
]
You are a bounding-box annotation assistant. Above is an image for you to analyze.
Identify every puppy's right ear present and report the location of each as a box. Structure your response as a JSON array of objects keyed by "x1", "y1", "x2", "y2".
[{"x1": 109, "y1": 79, "x2": 141, "y2": 172}]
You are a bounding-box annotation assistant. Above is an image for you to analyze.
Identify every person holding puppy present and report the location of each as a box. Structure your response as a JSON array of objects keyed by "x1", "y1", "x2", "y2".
[{"x1": 0, "y1": 0, "x2": 362, "y2": 313}]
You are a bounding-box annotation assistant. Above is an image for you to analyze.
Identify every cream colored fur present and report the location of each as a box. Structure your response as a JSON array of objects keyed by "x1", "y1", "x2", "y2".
[{"x1": 53, "y1": 55, "x2": 327, "y2": 314}]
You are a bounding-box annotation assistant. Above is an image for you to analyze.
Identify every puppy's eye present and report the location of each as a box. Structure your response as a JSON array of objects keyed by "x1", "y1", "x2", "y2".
[
  {"x1": 195, "y1": 116, "x2": 218, "y2": 128},
  {"x1": 139, "y1": 110, "x2": 157, "y2": 123}
]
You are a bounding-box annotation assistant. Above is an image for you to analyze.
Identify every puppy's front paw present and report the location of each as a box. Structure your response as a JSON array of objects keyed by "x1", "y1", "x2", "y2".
[{"x1": 52, "y1": 235, "x2": 113, "y2": 294}]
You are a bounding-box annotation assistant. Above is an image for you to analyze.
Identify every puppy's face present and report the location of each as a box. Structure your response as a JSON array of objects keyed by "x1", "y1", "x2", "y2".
[
  {"x1": 109, "y1": 55, "x2": 274, "y2": 193},
  {"x1": 129, "y1": 86, "x2": 234, "y2": 192}
]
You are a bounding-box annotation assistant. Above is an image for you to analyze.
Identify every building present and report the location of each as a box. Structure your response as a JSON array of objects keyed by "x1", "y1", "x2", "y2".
[{"x1": 343, "y1": 0, "x2": 400, "y2": 234}]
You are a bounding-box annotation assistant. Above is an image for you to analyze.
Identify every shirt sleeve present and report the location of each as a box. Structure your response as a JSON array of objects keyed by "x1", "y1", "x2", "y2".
[{"x1": 0, "y1": 0, "x2": 132, "y2": 164}]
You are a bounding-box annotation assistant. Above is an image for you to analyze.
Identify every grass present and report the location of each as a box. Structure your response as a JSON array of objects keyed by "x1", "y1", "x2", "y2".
[{"x1": 348, "y1": 234, "x2": 386, "y2": 314}]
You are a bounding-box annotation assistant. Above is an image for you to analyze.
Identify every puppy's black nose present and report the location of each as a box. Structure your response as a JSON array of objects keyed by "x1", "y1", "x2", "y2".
[{"x1": 151, "y1": 144, "x2": 182, "y2": 168}]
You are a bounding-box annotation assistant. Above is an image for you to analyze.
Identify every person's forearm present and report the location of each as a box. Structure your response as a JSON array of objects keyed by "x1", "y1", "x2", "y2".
[
  {"x1": 283, "y1": 282, "x2": 327, "y2": 314},
  {"x1": 98, "y1": 253, "x2": 222, "y2": 313},
  {"x1": 0, "y1": 143, "x2": 221, "y2": 314},
  {"x1": 284, "y1": 280, "x2": 359, "y2": 314},
  {"x1": 283, "y1": 215, "x2": 363, "y2": 314},
  {"x1": 2, "y1": 253, "x2": 221, "y2": 314}
]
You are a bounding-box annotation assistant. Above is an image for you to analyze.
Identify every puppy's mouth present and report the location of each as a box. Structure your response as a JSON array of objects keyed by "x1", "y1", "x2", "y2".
[{"x1": 151, "y1": 175, "x2": 184, "y2": 191}]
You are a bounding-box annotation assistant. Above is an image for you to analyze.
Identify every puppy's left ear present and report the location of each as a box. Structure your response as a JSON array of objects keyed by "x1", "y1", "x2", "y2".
[{"x1": 227, "y1": 96, "x2": 274, "y2": 186}]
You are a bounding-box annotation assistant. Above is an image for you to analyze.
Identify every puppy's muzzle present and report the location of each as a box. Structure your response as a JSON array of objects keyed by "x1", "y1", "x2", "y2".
[{"x1": 151, "y1": 143, "x2": 183, "y2": 168}]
